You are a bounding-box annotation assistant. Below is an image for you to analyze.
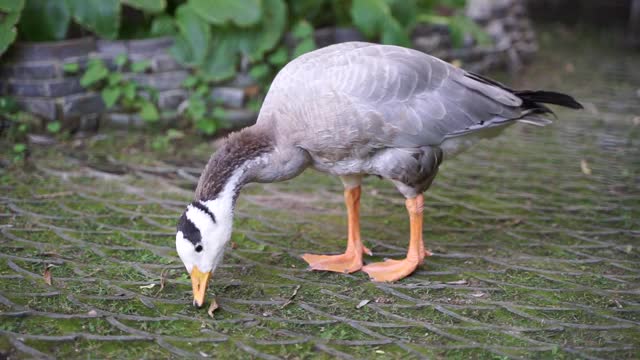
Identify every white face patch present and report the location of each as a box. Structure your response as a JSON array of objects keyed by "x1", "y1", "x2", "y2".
[{"x1": 176, "y1": 167, "x2": 244, "y2": 275}]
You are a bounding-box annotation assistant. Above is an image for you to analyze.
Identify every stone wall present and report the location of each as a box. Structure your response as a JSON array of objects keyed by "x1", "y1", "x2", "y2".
[
  {"x1": 413, "y1": 0, "x2": 536, "y2": 74},
  {"x1": 0, "y1": 37, "x2": 254, "y2": 130}
]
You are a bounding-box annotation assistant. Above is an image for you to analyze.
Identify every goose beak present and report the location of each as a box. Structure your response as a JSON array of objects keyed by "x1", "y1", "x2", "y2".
[{"x1": 190, "y1": 266, "x2": 212, "y2": 308}]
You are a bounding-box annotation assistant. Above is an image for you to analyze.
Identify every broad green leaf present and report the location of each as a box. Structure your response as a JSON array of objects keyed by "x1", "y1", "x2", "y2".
[
  {"x1": 114, "y1": 53, "x2": 128, "y2": 67},
  {"x1": 63, "y1": 62, "x2": 79, "y2": 73},
  {"x1": 19, "y1": 0, "x2": 70, "y2": 41},
  {"x1": 351, "y1": 0, "x2": 389, "y2": 39},
  {"x1": 249, "y1": 0, "x2": 286, "y2": 60},
  {"x1": 174, "y1": 4, "x2": 210, "y2": 65},
  {"x1": 107, "y1": 72, "x2": 123, "y2": 86},
  {"x1": 0, "y1": 21, "x2": 18, "y2": 55},
  {"x1": 291, "y1": 20, "x2": 314, "y2": 39},
  {"x1": 0, "y1": 5, "x2": 22, "y2": 55},
  {"x1": 46, "y1": 121, "x2": 61, "y2": 133},
  {"x1": 80, "y1": 59, "x2": 109, "y2": 87},
  {"x1": 140, "y1": 101, "x2": 159, "y2": 122},
  {"x1": 195, "y1": 118, "x2": 217, "y2": 135},
  {"x1": 384, "y1": 0, "x2": 417, "y2": 27},
  {"x1": 170, "y1": 34, "x2": 195, "y2": 65},
  {"x1": 0, "y1": 0, "x2": 25, "y2": 12},
  {"x1": 288, "y1": 0, "x2": 326, "y2": 20},
  {"x1": 101, "y1": 86, "x2": 121, "y2": 108},
  {"x1": 293, "y1": 37, "x2": 316, "y2": 58},
  {"x1": 190, "y1": 0, "x2": 261, "y2": 27},
  {"x1": 212, "y1": 106, "x2": 226, "y2": 119},
  {"x1": 13, "y1": 143, "x2": 27, "y2": 153},
  {"x1": 267, "y1": 47, "x2": 288, "y2": 66},
  {"x1": 0, "y1": 97, "x2": 18, "y2": 112},
  {"x1": 68, "y1": 0, "x2": 120, "y2": 40},
  {"x1": 381, "y1": 17, "x2": 410, "y2": 46},
  {"x1": 150, "y1": 14, "x2": 175, "y2": 36},
  {"x1": 187, "y1": 96, "x2": 206, "y2": 119},
  {"x1": 201, "y1": 32, "x2": 237, "y2": 81},
  {"x1": 182, "y1": 75, "x2": 198, "y2": 88},
  {"x1": 121, "y1": 0, "x2": 166, "y2": 13},
  {"x1": 123, "y1": 82, "x2": 137, "y2": 101},
  {"x1": 131, "y1": 60, "x2": 151, "y2": 73},
  {"x1": 249, "y1": 64, "x2": 269, "y2": 80}
]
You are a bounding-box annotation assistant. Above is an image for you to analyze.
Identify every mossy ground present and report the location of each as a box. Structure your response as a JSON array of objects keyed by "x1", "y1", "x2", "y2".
[{"x1": 1, "y1": 28, "x2": 639, "y2": 359}]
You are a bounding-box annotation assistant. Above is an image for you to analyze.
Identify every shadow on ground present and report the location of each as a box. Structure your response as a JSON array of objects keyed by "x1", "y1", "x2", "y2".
[{"x1": 1, "y1": 29, "x2": 639, "y2": 359}]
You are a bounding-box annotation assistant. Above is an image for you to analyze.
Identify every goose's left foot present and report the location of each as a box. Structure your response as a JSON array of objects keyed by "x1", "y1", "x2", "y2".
[
  {"x1": 302, "y1": 184, "x2": 368, "y2": 274},
  {"x1": 363, "y1": 194, "x2": 427, "y2": 282},
  {"x1": 362, "y1": 258, "x2": 421, "y2": 282}
]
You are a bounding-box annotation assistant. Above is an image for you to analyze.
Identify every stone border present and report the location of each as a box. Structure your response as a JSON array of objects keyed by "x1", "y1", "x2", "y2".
[{"x1": 0, "y1": 36, "x2": 254, "y2": 131}]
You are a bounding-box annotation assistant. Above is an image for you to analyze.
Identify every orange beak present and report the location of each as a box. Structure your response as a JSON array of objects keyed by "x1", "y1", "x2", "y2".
[{"x1": 190, "y1": 266, "x2": 212, "y2": 308}]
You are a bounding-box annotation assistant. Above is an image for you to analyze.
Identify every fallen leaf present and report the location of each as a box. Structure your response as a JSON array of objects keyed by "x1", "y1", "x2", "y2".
[
  {"x1": 375, "y1": 350, "x2": 385, "y2": 354},
  {"x1": 446, "y1": 279, "x2": 468, "y2": 285},
  {"x1": 625, "y1": 245, "x2": 633, "y2": 254},
  {"x1": 470, "y1": 292, "x2": 486, "y2": 298},
  {"x1": 374, "y1": 297, "x2": 393, "y2": 304},
  {"x1": 87, "y1": 310, "x2": 98, "y2": 316},
  {"x1": 580, "y1": 159, "x2": 592, "y2": 175},
  {"x1": 43, "y1": 264, "x2": 56, "y2": 286},
  {"x1": 230, "y1": 241, "x2": 238, "y2": 250},
  {"x1": 139, "y1": 283, "x2": 156, "y2": 289},
  {"x1": 207, "y1": 298, "x2": 219, "y2": 318},
  {"x1": 356, "y1": 299, "x2": 371, "y2": 309},
  {"x1": 451, "y1": 59, "x2": 462, "y2": 68},
  {"x1": 199, "y1": 351, "x2": 211, "y2": 358}
]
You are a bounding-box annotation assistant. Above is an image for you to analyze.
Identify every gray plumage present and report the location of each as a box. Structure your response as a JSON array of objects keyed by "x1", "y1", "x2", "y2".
[{"x1": 198, "y1": 42, "x2": 581, "y2": 200}]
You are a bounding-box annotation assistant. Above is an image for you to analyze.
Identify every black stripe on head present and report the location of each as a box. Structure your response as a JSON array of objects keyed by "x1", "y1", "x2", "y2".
[
  {"x1": 177, "y1": 213, "x2": 202, "y2": 246},
  {"x1": 191, "y1": 201, "x2": 216, "y2": 223}
]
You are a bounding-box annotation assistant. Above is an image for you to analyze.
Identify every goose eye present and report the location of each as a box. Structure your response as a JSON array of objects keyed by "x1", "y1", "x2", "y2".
[{"x1": 195, "y1": 245, "x2": 203, "y2": 252}]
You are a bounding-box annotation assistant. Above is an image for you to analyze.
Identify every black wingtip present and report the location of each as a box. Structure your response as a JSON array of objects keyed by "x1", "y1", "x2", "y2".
[{"x1": 516, "y1": 90, "x2": 583, "y2": 110}]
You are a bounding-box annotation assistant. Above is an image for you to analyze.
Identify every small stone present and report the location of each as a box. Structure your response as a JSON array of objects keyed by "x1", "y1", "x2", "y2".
[{"x1": 87, "y1": 310, "x2": 98, "y2": 316}]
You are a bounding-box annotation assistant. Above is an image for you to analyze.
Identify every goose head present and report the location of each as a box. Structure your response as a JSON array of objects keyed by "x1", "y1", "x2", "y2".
[{"x1": 176, "y1": 199, "x2": 234, "y2": 308}]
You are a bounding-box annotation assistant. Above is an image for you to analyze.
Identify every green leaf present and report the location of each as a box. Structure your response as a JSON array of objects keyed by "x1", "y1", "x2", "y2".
[
  {"x1": 114, "y1": 53, "x2": 128, "y2": 67},
  {"x1": 190, "y1": 0, "x2": 261, "y2": 27},
  {"x1": 13, "y1": 143, "x2": 26, "y2": 153},
  {"x1": 267, "y1": 47, "x2": 288, "y2": 66},
  {"x1": 182, "y1": 75, "x2": 198, "y2": 88},
  {"x1": 67, "y1": 0, "x2": 120, "y2": 40},
  {"x1": 249, "y1": 64, "x2": 269, "y2": 80},
  {"x1": 46, "y1": 121, "x2": 61, "y2": 133},
  {"x1": 385, "y1": 0, "x2": 417, "y2": 27},
  {"x1": 293, "y1": 37, "x2": 316, "y2": 58},
  {"x1": 195, "y1": 118, "x2": 217, "y2": 135},
  {"x1": 187, "y1": 96, "x2": 206, "y2": 119},
  {"x1": 212, "y1": 106, "x2": 226, "y2": 119},
  {"x1": 0, "y1": 0, "x2": 25, "y2": 12},
  {"x1": 121, "y1": 0, "x2": 166, "y2": 13},
  {"x1": 19, "y1": 0, "x2": 70, "y2": 41},
  {"x1": 0, "y1": 97, "x2": 18, "y2": 112},
  {"x1": 0, "y1": 4, "x2": 22, "y2": 55},
  {"x1": 351, "y1": 0, "x2": 389, "y2": 39},
  {"x1": 195, "y1": 84, "x2": 208, "y2": 96},
  {"x1": 169, "y1": 34, "x2": 194, "y2": 65},
  {"x1": 381, "y1": 16, "x2": 410, "y2": 46},
  {"x1": 107, "y1": 72, "x2": 123, "y2": 86},
  {"x1": 291, "y1": 20, "x2": 314, "y2": 39},
  {"x1": 80, "y1": 59, "x2": 109, "y2": 87},
  {"x1": 123, "y1": 82, "x2": 137, "y2": 101},
  {"x1": 200, "y1": 32, "x2": 237, "y2": 81},
  {"x1": 166, "y1": 129, "x2": 185, "y2": 140},
  {"x1": 139, "y1": 101, "x2": 159, "y2": 122},
  {"x1": 150, "y1": 14, "x2": 175, "y2": 36},
  {"x1": 174, "y1": 4, "x2": 210, "y2": 65},
  {"x1": 63, "y1": 62, "x2": 79, "y2": 73},
  {"x1": 101, "y1": 86, "x2": 121, "y2": 108},
  {"x1": 131, "y1": 60, "x2": 151, "y2": 73}
]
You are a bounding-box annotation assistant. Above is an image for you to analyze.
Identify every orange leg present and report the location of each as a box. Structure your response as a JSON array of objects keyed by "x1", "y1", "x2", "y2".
[
  {"x1": 362, "y1": 194, "x2": 431, "y2": 282},
  {"x1": 302, "y1": 186, "x2": 371, "y2": 273}
]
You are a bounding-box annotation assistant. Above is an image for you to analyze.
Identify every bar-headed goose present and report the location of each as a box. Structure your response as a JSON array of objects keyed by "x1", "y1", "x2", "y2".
[{"x1": 175, "y1": 42, "x2": 582, "y2": 307}]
